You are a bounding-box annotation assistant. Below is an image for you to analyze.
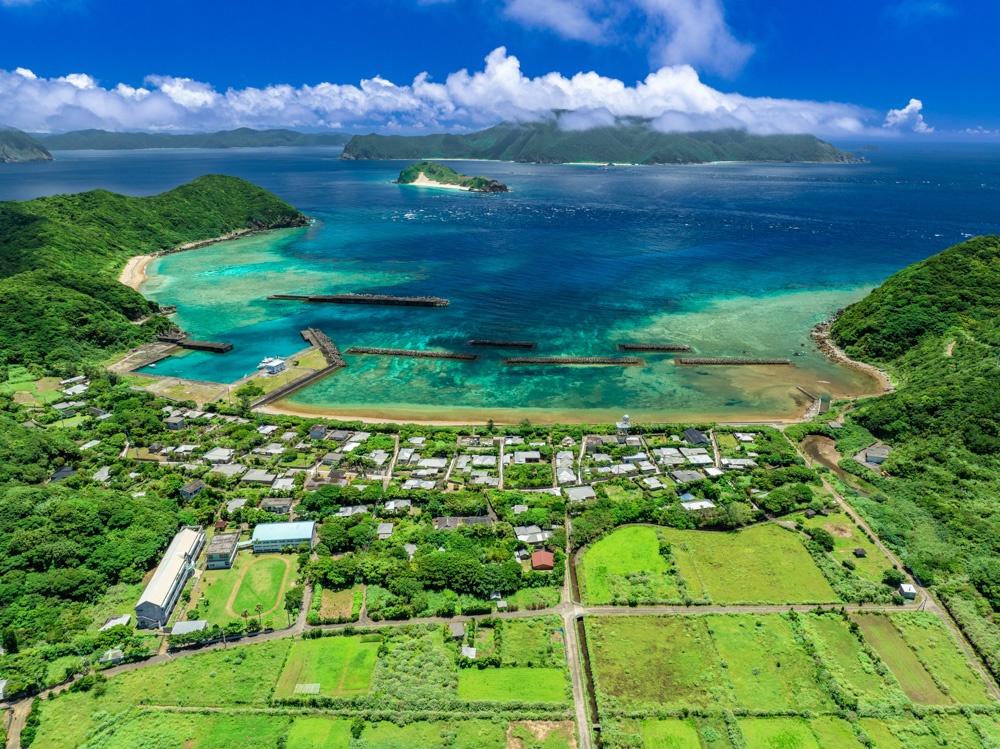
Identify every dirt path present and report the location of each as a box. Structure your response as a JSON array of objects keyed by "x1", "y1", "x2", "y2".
[
  {"x1": 225, "y1": 556, "x2": 293, "y2": 619},
  {"x1": 946, "y1": 340, "x2": 956, "y2": 356}
]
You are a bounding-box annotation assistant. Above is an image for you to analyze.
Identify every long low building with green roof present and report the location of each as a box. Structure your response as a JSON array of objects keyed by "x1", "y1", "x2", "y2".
[{"x1": 251, "y1": 521, "x2": 317, "y2": 553}]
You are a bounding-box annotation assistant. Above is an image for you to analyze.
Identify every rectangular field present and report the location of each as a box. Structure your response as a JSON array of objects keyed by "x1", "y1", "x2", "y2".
[
  {"x1": 287, "y1": 718, "x2": 353, "y2": 749},
  {"x1": 580, "y1": 525, "x2": 679, "y2": 604},
  {"x1": 740, "y1": 718, "x2": 821, "y2": 749},
  {"x1": 804, "y1": 613, "x2": 890, "y2": 699},
  {"x1": 456, "y1": 667, "x2": 567, "y2": 702},
  {"x1": 499, "y1": 618, "x2": 564, "y2": 667},
  {"x1": 710, "y1": 614, "x2": 836, "y2": 713},
  {"x1": 661, "y1": 524, "x2": 837, "y2": 603},
  {"x1": 641, "y1": 719, "x2": 702, "y2": 748},
  {"x1": 853, "y1": 613, "x2": 950, "y2": 704},
  {"x1": 274, "y1": 636, "x2": 379, "y2": 699},
  {"x1": 586, "y1": 616, "x2": 734, "y2": 710},
  {"x1": 77, "y1": 712, "x2": 290, "y2": 749}
]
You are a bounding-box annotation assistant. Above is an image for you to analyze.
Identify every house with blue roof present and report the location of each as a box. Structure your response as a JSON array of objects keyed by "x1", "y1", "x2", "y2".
[{"x1": 251, "y1": 521, "x2": 317, "y2": 553}]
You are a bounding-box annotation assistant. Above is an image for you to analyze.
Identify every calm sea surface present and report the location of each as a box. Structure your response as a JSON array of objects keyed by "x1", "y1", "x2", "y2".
[{"x1": 2, "y1": 143, "x2": 999, "y2": 422}]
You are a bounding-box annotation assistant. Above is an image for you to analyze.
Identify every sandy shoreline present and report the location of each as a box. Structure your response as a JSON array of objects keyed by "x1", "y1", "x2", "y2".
[
  {"x1": 400, "y1": 172, "x2": 470, "y2": 190},
  {"x1": 118, "y1": 254, "x2": 156, "y2": 291}
]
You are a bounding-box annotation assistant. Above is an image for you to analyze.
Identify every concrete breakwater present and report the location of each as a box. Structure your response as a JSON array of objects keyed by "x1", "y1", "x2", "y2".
[
  {"x1": 156, "y1": 335, "x2": 233, "y2": 353},
  {"x1": 502, "y1": 356, "x2": 644, "y2": 366},
  {"x1": 346, "y1": 347, "x2": 478, "y2": 361},
  {"x1": 617, "y1": 343, "x2": 693, "y2": 352},
  {"x1": 301, "y1": 328, "x2": 347, "y2": 367},
  {"x1": 468, "y1": 339, "x2": 538, "y2": 348},
  {"x1": 676, "y1": 357, "x2": 791, "y2": 365},
  {"x1": 268, "y1": 293, "x2": 449, "y2": 307}
]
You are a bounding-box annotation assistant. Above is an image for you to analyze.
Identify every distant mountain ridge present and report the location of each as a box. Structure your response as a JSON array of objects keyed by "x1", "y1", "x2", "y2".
[
  {"x1": 342, "y1": 119, "x2": 857, "y2": 165},
  {"x1": 37, "y1": 128, "x2": 351, "y2": 150},
  {"x1": 0, "y1": 125, "x2": 53, "y2": 164}
]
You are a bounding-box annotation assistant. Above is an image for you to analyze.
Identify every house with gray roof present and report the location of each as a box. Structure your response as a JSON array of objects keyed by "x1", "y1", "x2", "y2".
[
  {"x1": 377, "y1": 523, "x2": 394, "y2": 540},
  {"x1": 564, "y1": 485, "x2": 596, "y2": 503}
]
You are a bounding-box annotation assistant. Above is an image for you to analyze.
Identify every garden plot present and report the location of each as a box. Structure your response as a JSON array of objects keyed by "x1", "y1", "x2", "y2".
[
  {"x1": 580, "y1": 525, "x2": 679, "y2": 605},
  {"x1": 274, "y1": 636, "x2": 379, "y2": 699}
]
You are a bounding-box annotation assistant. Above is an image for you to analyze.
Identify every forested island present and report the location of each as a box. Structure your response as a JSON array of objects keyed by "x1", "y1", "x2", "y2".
[
  {"x1": 0, "y1": 175, "x2": 306, "y2": 372},
  {"x1": 395, "y1": 161, "x2": 509, "y2": 192},
  {"x1": 0, "y1": 125, "x2": 53, "y2": 164},
  {"x1": 342, "y1": 118, "x2": 857, "y2": 164},
  {"x1": 36, "y1": 128, "x2": 351, "y2": 150}
]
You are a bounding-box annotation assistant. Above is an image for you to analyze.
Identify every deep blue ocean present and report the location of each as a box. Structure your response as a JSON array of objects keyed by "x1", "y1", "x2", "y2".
[{"x1": 2, "y1": 142, "x2": 998, "y2": 422}]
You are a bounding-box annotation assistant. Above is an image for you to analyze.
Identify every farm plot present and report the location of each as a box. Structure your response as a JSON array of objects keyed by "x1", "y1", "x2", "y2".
[
  {"x1": 799, "y1": 511, "x2": 890, "y2": 581},
  {"x1": 859, "y1": 715, "x2": 982, "y2": 748},
  {"x1": 580, "y1": 526, "x2": 679, "y2": 604},
  {"x1": 457, "y1": 667, "x2": 568, "y2": 702},
  {"x1": 661, "y1": 524, "x2": 837, "y2": 604},
  {"x1": 853, "y1": 613, "x2": 950, "y2": 704},
  {"x1": 709, "y1": 614, "x2": 836, "y2": 713},
  {"x1": 319, "y1": 584, "x2": 363, "y2": 620},
  {"x1": 803, "y1": 613, "x2": 892, "y2": 699},
  {"x1": 287, "y1": 718, "x2": 353, "y2": 748},
  {"x1": 274, "y1": 636, "x2": 379, "y2": 699},
  {"x1": 740, "y1": 718, "x2": 820, "y2": 749},
  {"x1": 641, "y1": 719, "x2": 702, "y2": 748},
  {"x1": 499, "y1": 617, "x2": 565, "y2": 667},
  {"x1": 363, "y1": 719, "x2": 506, "y2": 749},
  {"x1": 508, "y1": 721, "x2": 576, "y2": 749},
  {"x1": 893, "y1": 611, "x2": 994, "y2": 704},
  {"x1": 586, "y1": 616, "x2": 734, "y2": 710},
  {"x1": 74, "y1": 712, "x2": 289, "y2": 749}
]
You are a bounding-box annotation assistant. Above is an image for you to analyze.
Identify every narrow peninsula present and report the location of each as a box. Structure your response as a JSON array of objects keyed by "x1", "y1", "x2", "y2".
[{"x1": 394, "y1": 161, "x2": 509, "y2": 192}]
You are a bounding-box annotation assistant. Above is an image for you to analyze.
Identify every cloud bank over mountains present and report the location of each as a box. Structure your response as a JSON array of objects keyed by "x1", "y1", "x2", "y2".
[{"x1": 0, "y1": 49, "x2": 930, "y2": 137}]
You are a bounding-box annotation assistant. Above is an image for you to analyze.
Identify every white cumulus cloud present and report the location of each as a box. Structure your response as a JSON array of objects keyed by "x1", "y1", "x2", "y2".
[
  {"x1": 883, "y1": 98, "x2": 933, "y2": 133},
  {"x1": 0, "y1": 48, "x2": 920, "y2": 138}
]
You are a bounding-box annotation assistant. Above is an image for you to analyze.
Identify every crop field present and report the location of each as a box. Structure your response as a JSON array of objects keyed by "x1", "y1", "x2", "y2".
[
  {"x1": 660, "y1": 524, "x2": 837, "y2": 603},
  {"x1": 892, "y1": 611, "x2": 994, "y2": 704},
  {"x1": 853, "y1": 613, "x2": 950, "y2": 703},
  {"x1": 710, "y1": 614, "x2": 836, "y2": 713},
  {"x1": 499, "y1": 617, "x2": 564, "y2": 667},
  {"x1": 363, "y1": 719, "x2": 507, "y2": 749},
  {"x1": 586, "y1": 616, "x2": 733, "y2": 709},
  {"x1": 31, "y1": 640, "x2": 291, "y2": 749},
  {"x1": 286, "y1": 718, "x2": 353, "y2": 748},
  {"x1": 858, "y1": 715, "x2": 988, "y2": 748},
  {"x1": 319, "y1": 584, "x2": 362, "y2": 619},
  {"x1": 802, "y1": 613, "x2": 891, "y2": 699},
  {"x1": 641, "y1": 719, "x2": 702, "y2": 747},
  {"x1": 798, "y1": 510, "x2": 889, "y2": 581},
  {"x1": 456, "y1": 666, "x2": 568, "y2": 702},
  {"x1": 76, "y1": 711, "x2": 289, "y2": 749},
  {"x1": 580, "y1": 525, "x2": 679, "y2": 604},
  {"x1": 740, "y1": 718, "x2": 821, "y2": 749},
  {"x1": 274, "y1": 636, "x2": 379, "y2": 699}
]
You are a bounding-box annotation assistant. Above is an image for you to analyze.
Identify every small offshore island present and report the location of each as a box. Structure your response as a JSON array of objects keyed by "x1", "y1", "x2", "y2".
[{"x1": 394, "y1": 161, "x2": 509, "y2": 192}]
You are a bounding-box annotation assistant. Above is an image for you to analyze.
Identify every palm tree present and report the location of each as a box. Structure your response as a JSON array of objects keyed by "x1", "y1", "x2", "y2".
[
  {"x1": 240, "y1": 608, "x2": 250, "y2": 626},
  {"x1": 255, "y1": 603, "x2": 264, "y2": 626}
]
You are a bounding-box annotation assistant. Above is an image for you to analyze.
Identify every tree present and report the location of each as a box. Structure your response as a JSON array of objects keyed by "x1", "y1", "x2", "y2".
[
  {"x1": 240, "y1": 608, "x2": 250, "y2": 625},
  {"x1": 254, "y1": 603, "x2": 263, "y2": 625},
  {"x1": 718, "y1": 502, "x2": 751, "y2": 529},
  {"x1": 2, "y1": 627, "x2": 19, "y2": 655},
  {"x1": 882, "y1": 568, "x2": 905, "y2": 587}
]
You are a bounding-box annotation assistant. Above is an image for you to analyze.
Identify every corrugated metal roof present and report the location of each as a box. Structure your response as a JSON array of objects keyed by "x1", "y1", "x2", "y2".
[
  {"x1": 136, "y1": 527, "x2": 203, "y2": 609},
  {"x1": 252, "y1": 521, "x2": 315, "y2": 542}
]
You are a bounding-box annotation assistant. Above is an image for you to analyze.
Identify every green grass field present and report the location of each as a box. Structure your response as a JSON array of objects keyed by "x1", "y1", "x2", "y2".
[
  {"x1": 661, "y1": 524, "x2": 837, "y2": 603},
  {"x1": 581, "y1": 525, "x2": 679, "y2": 604},
  {"x1": 853, "y1": 613, "x2": 949, "y2": 704},
  {"x1": 456, "y1": 667, "x2": 567, "y2": 702},
  {"x1": 859, "y1": 715, "x2": 983, "y2": 748},
  {"x1": 641, "y1": 719, "x2": 702, "y2": 748},
  {"x1": 799, "y1": 510, "x2": 890, "y2": 581},
  {"x1": 709, "y1": 614, "x2": 836, "y2": 713},
  {"x1": 187, "y1": 552, "x2": 291, "y2": 627},
  {"x1": 79, "y1": 711, "x2": 290, "y2": 749},
  {"x1": 506, "y1": 586, "x2": 562, "y2": 611},
  {"x1": 808, "y1": 716, "x2": 858, "y2": 747},
  {"x1": 803, "y1": 614, "x2": 890, "y2": 699},
  {"x1": 892, "y1": 611, "x2": 994, "y2": 704},
  {"x1": 287, "y1": 718, "x2": 353, "y2": 749},
  {"x1": 31, "y1": 640, "x2": 291, "y2": 749},
  {"x1": 363, "y1": 719, "x2": 506, "y2": 749},
  {"x1": 274, "y1": 636, "x2": 379, "y2": 699},
  {"x1": 499, "y1": 618, "x2": 563, "y2": 667},
  {"x1": 741, "y1": 718, "x2": 820, "y2": 749},
  {"x1": 586, "y1": 616, "x2": 733, "y2": 710}
]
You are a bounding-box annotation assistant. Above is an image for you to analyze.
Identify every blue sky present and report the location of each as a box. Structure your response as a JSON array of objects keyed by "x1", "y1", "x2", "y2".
[{"x1": 0, "y1": 0, "x2": 992, "y2": 136}]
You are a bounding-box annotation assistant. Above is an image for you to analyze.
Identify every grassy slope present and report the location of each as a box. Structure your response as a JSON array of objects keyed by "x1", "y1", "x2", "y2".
[
  {"x1": 0, "y1": 174, "x2": 305, "y2": 371},
  {"x1": 0, "y1": 125, "x2": 53, "y2": 163},
  {"x1": 343, "y1": 120, "x2": 855, "y2": 164}
]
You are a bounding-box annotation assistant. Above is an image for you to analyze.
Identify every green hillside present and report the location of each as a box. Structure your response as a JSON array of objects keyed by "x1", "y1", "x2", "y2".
[
  {"x1": 342, "y1": 119, "x2": 856, "y2": 164},
  {"x1": 0, "y1": 175, "x2": 306, "y2": 372},
  {"x1": 37, "y1": 127, "x2": 350, "y2": 150},
  {"x1": 395, "y1": 161, "x2": 508, "y2": 192},
  {"x1": 0, "y1": 125, "x2": 53, "y2": 164},
  {"x1": 823, "y1": 236, "x2": 1000, "y2": 665}
]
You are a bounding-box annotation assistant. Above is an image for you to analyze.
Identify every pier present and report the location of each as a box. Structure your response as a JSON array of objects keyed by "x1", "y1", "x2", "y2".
[
  {"x1": 300, "y1": 328, "x2": 347, "y2": 367},
  {"x1": 676, "y1": 357, "x2": 791, "y2": 365},
  {"x1": 617, "y1": 343, "x2": 692, "y2": 352},
  {"x1": 157, "y1": 335, "x2": 233, "y2": 353},
  {"x1": 346, "y1": 347, "x2": 478, "y2": 361},
  {"x1": 468, "y1": 340, "x2": 538, "y2": 348},
  {"x1": 502, "y1": 356, "x2": 644, "y2": 366},
  {"x1": 268, "y1": 293, "x2": 449, "y2": 307}
]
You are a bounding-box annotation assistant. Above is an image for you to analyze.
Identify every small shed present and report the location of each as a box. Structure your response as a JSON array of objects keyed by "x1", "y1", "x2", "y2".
[
  {"x1": 180, "y1": 479, "x2": 205, "y2": 501},
  {"x1": 461, "y1": 645, "x2": 477, "y2": 659},
  {"x1": 853, "y1": 548, "x2": 867, "y2": 558},
  {"x1": 899, "y1": 583, "x2": 917, "y2": 600},
  {"x1": 866, "y1": 445, "x2": 891, "y2": 464},
  {"x1": 448, "y1": 622, "x2": 465, "y2": 640},
  {"x1": 213, "y1": 520, "x2": 228, "y2": 531},
  {"x1": 531, "y1": 551, "x2": 555, "y2": 571}
]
